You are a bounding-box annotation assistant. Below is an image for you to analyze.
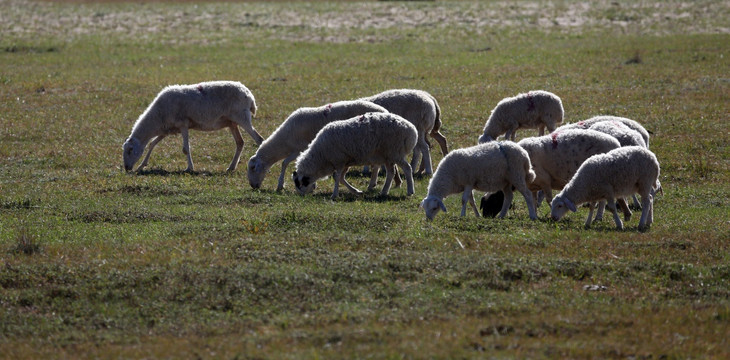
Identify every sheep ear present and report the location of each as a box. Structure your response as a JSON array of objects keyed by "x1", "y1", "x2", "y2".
[
  {"x1": 565, "y1": 198, "x2": 577, "y2": 212},
  {"x1": 293, "y1": 172, "x2": 300, "y2": 187},
  {"x1": 418, "y1": 200, "x2": 425, "y2": 209},
  {"x1": 439, "y1": 200, "x2": 447, "y2": 213}
]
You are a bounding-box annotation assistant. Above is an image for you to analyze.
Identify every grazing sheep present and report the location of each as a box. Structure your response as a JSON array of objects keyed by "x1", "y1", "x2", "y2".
[
  {"x1": 586, "y1": 120, "x2": 647, "y2": 217},
  {"x1": 550, "y1": 146, "x2": 661, "y2": 231},
  {"x1": 516, "y1": 129, "x2": 622, "y2": 206},
  {"x1": 556, "y1": 115, "x2": 650, "y2": 148},
  {"x1": 360, "y1": 89, "x2": 448, "y2": 175},
  {"x1": 292, "y1": 112, "x2": 417, "y2": 200},
  {"x1": 247, "y1": 100, "x2": 388, "y2": 190},
  {"x1": 478, "y1": 90, "x2": 564, "y2": 143},
  {"x1": 420, "y1": 142, "x2": 537, "y2": 221},
  {"x1": 123, "y1": 81, "x2": 261, "y2": 172}
]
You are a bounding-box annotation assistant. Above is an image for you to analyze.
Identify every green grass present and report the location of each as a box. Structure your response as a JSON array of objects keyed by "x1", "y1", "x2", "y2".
[{"x1": 1, "y1": 0, "x2": 729, "y2": 358}]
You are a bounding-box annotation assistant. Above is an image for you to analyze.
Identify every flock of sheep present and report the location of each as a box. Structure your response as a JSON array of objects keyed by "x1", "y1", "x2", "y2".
[{"x1": 122, "y1": 81, "x2": 661, "y2": 231}]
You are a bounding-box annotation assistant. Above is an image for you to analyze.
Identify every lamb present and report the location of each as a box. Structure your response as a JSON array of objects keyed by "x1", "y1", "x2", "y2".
[
  {"x1": 516, "y1": 129, "x2": 622, "y2": 206},
  {"x1": 550, "y1": 146, "x2": 661, "y2": 231},
  {"x1": 584, "y1": 120, "x2": 648, "y2": 217},
  {"x1": 122, "y1": 81, "x2": 261, "y2": 172},
  {"x1": 478, "y1": 90, "x2": 564, "y2": 143},
  {"x1": 360, "y1": 89, "x2": 448, "y2": 175},
  {"x1": 247, "y1": 100, "x2": 388, "y2": 191},
  {"x1": 292, "y1": 112, "x2": 417, "y2": 200},
  {"x1": 420, "y1": 141, "x2": 537, "y2": 221},
  {"x1": 556, "y1": 115, "x2": 650, "y2": 148}
]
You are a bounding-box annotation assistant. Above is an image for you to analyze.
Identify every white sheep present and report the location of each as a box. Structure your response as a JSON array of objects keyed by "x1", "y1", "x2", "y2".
[
  {"x1": 420, "y1": 141, "x2": 537, "y2": 221},
  {"x1": 550, "y1": 146, "x2": 661, "y2": 231},
  {"x1": 122, "y1": 81, "x2": 261, "y2": 172},
  {"x1": 556, "y1": 115, "x2": 650, "y2": 148},
  {"x1": 516, "y1": 129, "x2": 622, "y2": 206},
  {"x1": 247, "y1": 100, "x2": 388, "y2": 191},
  {"x1": 585, "y1": 120, "x2": 648, "y2": 218},
  {"x1": 360, "y1": 89, "x2": 448, "y2": 175},
  {"x1": 292, "y1": 112, "x2": 417, "y2": 200},
  {"x1": 478, "y1": 90, "x2": 564, "y2": 143}
]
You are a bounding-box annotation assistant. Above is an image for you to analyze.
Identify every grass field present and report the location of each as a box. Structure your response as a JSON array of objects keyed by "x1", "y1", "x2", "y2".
[{"x1": 1, "y1": 0, "x2": 729, "y2": 358}]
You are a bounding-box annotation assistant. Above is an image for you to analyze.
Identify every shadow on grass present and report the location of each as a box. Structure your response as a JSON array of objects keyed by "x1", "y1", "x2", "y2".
[{"x1": 134, "y1": 168, "x2": 238, "y2": 177}]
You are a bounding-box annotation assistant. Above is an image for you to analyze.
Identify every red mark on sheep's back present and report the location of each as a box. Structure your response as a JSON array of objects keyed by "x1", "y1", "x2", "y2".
[
  {"x1": 197, "y1": 85, "x2": 205, "y2": 94},
  {"x1": 551, "y1": 131, "x2": 560, "y2": 149},
  {"x1": 526, "y1": 92, "x2": 536, "y2": 112}
]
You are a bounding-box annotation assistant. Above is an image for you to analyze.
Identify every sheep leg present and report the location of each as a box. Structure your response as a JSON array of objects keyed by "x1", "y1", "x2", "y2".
[
  {"x1": 618, "y1": 197, "x2": 632, "y2": 222},
  {"x1": 181, "y1": 126, "x2": 194, "y2": 172},
  {"x1": 367, "y1": 165, "x2": 379, "y2": 192},
  {"x1": 595, "y1": 200, "x2": 606, "y2": 221},
  {"x1": 517, "y1": 186, "x2": 538, "y2": 220},
  {"x1": 232, "y1": 110, "x2": 263, "y2": 145},
  {"x1": 498, "y1": 186, "x2": 514, "y2": 219},
  {"x1": 227, "y1": 125, "x2": 245, "y2": 171},
  {"x1": 277, "y1": 152, "x2": 299, "y2": 191},
  {"x1": 411, "y1": 137, "x2": 432, "y2": 175},
  {"x1": 339, "y1": 167, "x2": 363, "y2": 195},
  {"x1": 430, "y1": 131, "x2": 449, "y2": 156},
  {"x1": 538, "y1": 125, "x2": 545, "y2": 136},
  {"x1": 396, "y1": 158, "x2": 414, "y2": 196},
  {"x1": 381, "y1": 163, "x2": 396, "y2": 196},
  {"x1": 584, "y1": 202, "x2": 595, "y2": 228},
  {"x1": 331, "y1": 168, "x2": 345, "y2": 199},
  {"x1": 393, "y1": 165, "x2": 402, "y2": 188},
  {"x1": 638, "y1": 193, "x2": 654, "y2": 231},
  {"x1": 460, "y1": 186, "x2": 474, "y2": 217},
  {"x1": 137, "y1": 135, "x2": 165, "y2": 171},
  {"x1": 631, "y1": 194, "x2": 642, "y2": 210},
  {"x1": 606, "y1": 197, "x2": 624, "y2": 230}
]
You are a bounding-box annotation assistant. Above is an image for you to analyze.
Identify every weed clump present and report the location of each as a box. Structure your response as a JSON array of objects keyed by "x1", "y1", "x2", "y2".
[{"x1": 9, "y1": 229, "x2": 41, "y2": 256}]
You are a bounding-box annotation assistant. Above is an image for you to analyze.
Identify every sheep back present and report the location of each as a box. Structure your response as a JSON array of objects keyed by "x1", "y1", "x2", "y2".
[
  {"x1": 427, "y1": 141, "x2": 533, "y2": 198},
  {"x1": 361, "y1": 89, "x2": 438, "y2": 133},
  {"x1": 295, "y1": 112, "x2": 418, "y2": 181},
  {"x1": 482, "y1": 90, "x2": 564, "y2": 140},
  {"x1": 557, "y1": 115, "x2": 650, "y2": 148},
  {"x1": 258, "y1": 100, "x2": 388, "y2": 161},
  {"x1": 560, "y1": 146, "x2": 660, "y2": 205},
  {"x1": 588, "y1": 120, "x2": 647, "y2": 148},
  {"x1": 517, "y1": 129, "x2": 621, "y2": 190}
]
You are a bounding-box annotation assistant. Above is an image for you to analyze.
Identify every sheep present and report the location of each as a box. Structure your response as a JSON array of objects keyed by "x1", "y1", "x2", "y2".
[
  {"x1": 516, "y1": 129, "x2": 622, "y2": 206},
  {"x1": 122, "y1": 81, "x2": 261, "y2": 172},
  {"x1": 292, "y1": 112, "x2": 417, "y2": 200},
  {"x1": 556, "y1": 115, "x2": 650, "y2": 148},
  {"x1": 585, "y1": 120, "x2": 648, "y2": 217},
  {"x1": 360, "y1": 89, "x2": 448, "y2": 175},
  {"x1": 247, "y1": 100, "x2": 388, "y2": 191},
  {"x1": 478, "y1": 90, "x2": 564, "y2": 143},
  {"x1": 420, "y1": 141, "x2": 537, "y2": 221},
  {"x1": 550, "y1": 146, "x2": 661, "y2": 231}
]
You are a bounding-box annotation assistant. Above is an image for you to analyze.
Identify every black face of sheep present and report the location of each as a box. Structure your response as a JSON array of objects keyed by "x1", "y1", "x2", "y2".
[
  {"x1": 292, "y1": 171, "x2": 315, "y2": 195},
  {"x1": 480, "y1": 191, "x2": 505, "y2": 218}
]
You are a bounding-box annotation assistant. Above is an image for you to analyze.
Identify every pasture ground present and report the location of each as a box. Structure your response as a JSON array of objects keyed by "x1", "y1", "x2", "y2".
[{"x1": 1, "y1": 0, "x2": 728, "y2": 358}]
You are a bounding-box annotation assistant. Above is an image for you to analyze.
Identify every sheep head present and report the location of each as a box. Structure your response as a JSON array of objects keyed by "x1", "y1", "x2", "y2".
[
  {"x1": 478, "y1": 134, "x2": 494, "y2": 144},
  {"x1": 247, "y1": 156, "x2": 269, "y2": 189},
  {"x1": 420, "y1": 196, "x2": 447, "y2": 221},
  {"x1": 550, "y1": 195, "x2": 577, "y2": 221},
  {"x1": 292, "y1": 171, "x2": 316, "y2": 195},
  {"x1": 123, "y1": 137, "x2": 144, "y2": 171}
]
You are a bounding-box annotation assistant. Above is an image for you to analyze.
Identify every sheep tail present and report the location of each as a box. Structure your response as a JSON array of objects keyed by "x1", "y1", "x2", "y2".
[
  {"x1": 430, "y1": 94, "x2": 442, "y2": 134},
  {"x1": 525, "y1": 159, "x2": 536, "y2": 184}
]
